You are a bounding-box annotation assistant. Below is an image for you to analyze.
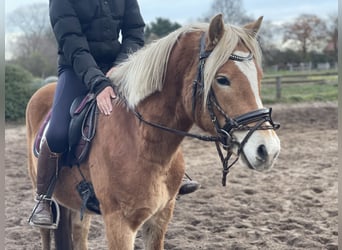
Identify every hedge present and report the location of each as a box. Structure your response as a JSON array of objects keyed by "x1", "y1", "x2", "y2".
[{"x1": 5, "y1": 64, "x2": 38, "y2": 122}]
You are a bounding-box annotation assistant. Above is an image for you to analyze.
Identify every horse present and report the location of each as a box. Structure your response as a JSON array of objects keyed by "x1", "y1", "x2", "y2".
[{"x1": 26, "y1": 14, "x2": 280, "y2": 250}]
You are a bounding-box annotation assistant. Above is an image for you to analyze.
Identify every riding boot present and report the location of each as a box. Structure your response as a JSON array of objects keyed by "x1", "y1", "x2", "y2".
[
  {"x1": 30, "y1": 140, "x2": 62, "y2": 226},
  {"x1": 178, "y1": 174, "x2": 200, "y2": 195}
]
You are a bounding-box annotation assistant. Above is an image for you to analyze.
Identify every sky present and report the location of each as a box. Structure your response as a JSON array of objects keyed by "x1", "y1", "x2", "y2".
[
  {"x1": 5, "y1": 0, "x2": 337, "y2": 25},
  {"x1": 4, "y1": 0, "x2": 337, "y2": 59}
]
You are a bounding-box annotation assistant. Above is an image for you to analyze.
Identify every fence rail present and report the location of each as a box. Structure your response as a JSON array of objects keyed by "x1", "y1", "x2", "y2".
[{"x1": 261, "y1": 71, "x2": 338, "y2": 100}]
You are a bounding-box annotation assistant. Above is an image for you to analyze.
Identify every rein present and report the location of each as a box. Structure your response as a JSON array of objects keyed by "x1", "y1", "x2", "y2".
[
  {"x1": 133, "y1": 32, "x2": 279, "y2": 186},
  {"x1": 133, "y1": 110, "x2": 220, "y2": 142}
]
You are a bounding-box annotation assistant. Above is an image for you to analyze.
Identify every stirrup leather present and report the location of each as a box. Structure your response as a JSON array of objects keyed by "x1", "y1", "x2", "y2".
[{"x1": 28, "y1": 195, "x2": 60, "y2": 229}]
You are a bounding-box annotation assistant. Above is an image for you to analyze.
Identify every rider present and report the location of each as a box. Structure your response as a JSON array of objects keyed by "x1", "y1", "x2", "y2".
[{"x1": 30, "y1": 0, "x2": 200, "y2": 227}]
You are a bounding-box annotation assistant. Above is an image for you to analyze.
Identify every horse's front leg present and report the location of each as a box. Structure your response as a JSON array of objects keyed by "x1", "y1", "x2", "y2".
[
  {"x1": 142, "y1": 199, "x2": 176, "y2": 250},
  {"x1": 103, "y1": 211, "x2": 138, "y2": 250},
  {"x1": 141, "y1": 148, "x2": 185, "y2": 249},
  {"x1": 71, "y1": 211, "x2": 91, "y2": 250}
]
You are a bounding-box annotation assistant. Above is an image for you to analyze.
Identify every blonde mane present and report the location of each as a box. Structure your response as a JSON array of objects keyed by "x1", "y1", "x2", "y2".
[{"x1": 110, "y1": 22, "x2": 262, "y2": 108}]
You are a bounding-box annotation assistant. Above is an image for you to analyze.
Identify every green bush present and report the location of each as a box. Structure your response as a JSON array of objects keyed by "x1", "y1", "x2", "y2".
[{"x1": 5, "y1": 64, "x2": 38, "y2": 122}]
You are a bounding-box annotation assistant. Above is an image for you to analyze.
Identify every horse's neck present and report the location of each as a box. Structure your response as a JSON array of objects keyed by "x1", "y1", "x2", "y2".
[
  {"x1": 126, "y1": 32, "x2": 199, "y2": 165},
  {"x1": 136, "y1": 85, "x2": 192, "y2": 164}
]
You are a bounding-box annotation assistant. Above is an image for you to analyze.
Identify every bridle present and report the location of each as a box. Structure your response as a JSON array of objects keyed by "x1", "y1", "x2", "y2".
[{"x1": 134, "y1": 32, "x2": 280, "y2": 186}]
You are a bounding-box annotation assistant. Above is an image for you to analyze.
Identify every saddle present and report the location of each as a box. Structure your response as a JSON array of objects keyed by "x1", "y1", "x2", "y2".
[
  {"x1": 33, "y1": 93, "x2": 98, "y2": 166},
  {"x1": 68, "y1": 93, "x2": 98, "y2": 165},
  {"x1": 33, "y1": 93, "x2": 101, "y2": 218}
]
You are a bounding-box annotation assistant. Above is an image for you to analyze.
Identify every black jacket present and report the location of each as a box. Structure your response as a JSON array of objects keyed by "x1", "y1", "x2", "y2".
[{"x1": 49, "y1": 0, "x2": 145, "y2": 94}]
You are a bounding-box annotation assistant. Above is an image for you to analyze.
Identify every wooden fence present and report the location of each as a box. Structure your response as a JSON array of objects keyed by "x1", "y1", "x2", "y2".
[{"x1": 261, "y1": 71, "x2": 338, "y2": 100}]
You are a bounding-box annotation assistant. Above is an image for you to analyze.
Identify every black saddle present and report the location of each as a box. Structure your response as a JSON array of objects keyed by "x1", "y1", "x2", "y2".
[{"x1": 67, "y1": 93, "x2": 98, "y2": 165}]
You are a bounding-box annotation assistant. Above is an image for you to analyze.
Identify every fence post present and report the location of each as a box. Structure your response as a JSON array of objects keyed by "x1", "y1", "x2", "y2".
[{"x1": 276, "y1": 76, "x2": 281, "y2": 100}]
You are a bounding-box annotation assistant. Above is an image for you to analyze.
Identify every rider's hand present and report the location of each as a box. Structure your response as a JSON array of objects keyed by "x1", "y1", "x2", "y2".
[{"x1": 96, "y1": 86, "x2": 116, "y2": 115}]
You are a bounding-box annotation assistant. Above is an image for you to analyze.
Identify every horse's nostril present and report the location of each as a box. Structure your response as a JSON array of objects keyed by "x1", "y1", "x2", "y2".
[{"x1": 257, "y1": 144, "x2": 268, "y2": 161}]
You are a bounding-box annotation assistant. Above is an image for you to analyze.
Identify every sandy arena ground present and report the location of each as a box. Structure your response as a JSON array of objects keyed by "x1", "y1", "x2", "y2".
[{"x1": 5, "y1": 102, "x2": 338, "y2": 249}]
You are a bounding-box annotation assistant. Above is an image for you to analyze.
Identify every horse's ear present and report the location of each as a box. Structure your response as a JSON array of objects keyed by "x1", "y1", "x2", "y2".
[
  {"x1": 206, "y1": 14, "x2": 225, "y2": 51},
  {"x1": 244, "y1": 16, "x2": 263, "y2": 36}
]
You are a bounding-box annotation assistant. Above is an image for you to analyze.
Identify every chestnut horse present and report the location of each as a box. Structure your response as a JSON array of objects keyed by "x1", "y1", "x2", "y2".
[{"x1": 26, "y1": 14, "x2": 280, "y2": 249}]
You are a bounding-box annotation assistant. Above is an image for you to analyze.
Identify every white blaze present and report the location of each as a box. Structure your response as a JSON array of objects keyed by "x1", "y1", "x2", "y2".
[
  {"x1": 231, "y1": 51, "x2": 281, "y2": 171},
  {"x1": 233, "y1": 51, "x2": 263, "y2": 108}
]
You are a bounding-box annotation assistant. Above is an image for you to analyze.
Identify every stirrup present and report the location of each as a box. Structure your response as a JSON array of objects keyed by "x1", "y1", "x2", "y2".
[{"x1": 28, "y1": 195, "x2": 60, "y2": 229}]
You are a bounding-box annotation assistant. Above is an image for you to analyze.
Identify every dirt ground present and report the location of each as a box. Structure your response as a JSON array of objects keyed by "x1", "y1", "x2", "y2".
[{"x1": 5, "y1": 101, "x2": 338, "y2": 250}]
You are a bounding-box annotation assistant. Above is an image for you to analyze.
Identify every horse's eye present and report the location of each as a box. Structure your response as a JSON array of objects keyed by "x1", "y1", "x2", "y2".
[{"x1": 216, "y1": 76, "x2": 231, "y2": 86}]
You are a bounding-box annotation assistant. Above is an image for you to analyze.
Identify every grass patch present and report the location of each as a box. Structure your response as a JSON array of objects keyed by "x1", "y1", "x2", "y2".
[
  {"x1": 261, "y1": 70, "x2": 338, "y2": 104},
  {"x1": 261, "y1": 82, "x2": 338, "y2": 104}
]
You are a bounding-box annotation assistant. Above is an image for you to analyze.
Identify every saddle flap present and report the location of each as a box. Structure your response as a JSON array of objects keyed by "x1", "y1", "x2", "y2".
[
  {"x1": 68, "y1": 94, "x2": 98, "y2": 165},
  {"x1": 69, "y1": 94, "x2": 96, "y2": 146},
  {"x1": 70, "y1": 93, "x2": 96, "y2": 116}
]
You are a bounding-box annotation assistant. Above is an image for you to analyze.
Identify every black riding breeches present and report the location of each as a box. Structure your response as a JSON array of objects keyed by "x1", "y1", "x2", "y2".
[{"x1": 45, "y1": 66, "x2": 88, "y2": 153}]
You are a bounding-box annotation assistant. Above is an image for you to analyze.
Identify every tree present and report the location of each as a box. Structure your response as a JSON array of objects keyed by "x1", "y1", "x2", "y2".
[
  {"x1": 258, "y1": 20, "x2": 281, "y2": 67},
  {"x1": 7, "y1": 3, "x2": 58, "y2": 77},
  {"x1": 203, "y1": 0, "x2": 252, "y2": 25},
  {"x1": 145, "y1": 18, "x2": 181, "y2": 43},
  {"x1": 263, "y1": 48, "x2": 302, "y2": 70},
  {"x1": 283, "y1": 14, "x2": 327, "y2": 60},
  {"x1": 324, "y1": 13, "x2": 338, "y2": 62}
]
